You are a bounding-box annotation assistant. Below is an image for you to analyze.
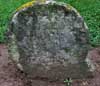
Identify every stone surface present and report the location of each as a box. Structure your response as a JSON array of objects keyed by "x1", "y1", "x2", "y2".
[{"x1": 7, "y1": 1, "x2": 95, "y2": 81}]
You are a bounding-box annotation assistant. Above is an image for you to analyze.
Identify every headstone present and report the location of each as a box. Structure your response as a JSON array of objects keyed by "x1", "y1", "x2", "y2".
[{"x1": 7, "y1": 1, "x2": 95, "y2": 81}]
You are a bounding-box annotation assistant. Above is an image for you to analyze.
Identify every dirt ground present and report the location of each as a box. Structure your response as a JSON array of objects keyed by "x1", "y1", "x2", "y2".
[{"x1": 0, "y1": 44, "x2": 100, "y2": 86}]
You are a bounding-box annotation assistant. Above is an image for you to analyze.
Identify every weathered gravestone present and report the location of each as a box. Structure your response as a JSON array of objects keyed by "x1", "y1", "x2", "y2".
[{"x1": 7, "y1": 0, "x2": 95, "y2": 81}]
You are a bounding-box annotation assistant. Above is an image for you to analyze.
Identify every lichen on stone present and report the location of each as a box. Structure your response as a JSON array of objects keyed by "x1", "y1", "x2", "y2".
[
  {"x1": 16, "y1": 0, "x2": 74, "y2": 12},
  {"x1": 16, "y1": 0, "x2": 46, "y2": 11},
  {"x1": 7, "y1": 0, "x2": 95, "y2": 81}
]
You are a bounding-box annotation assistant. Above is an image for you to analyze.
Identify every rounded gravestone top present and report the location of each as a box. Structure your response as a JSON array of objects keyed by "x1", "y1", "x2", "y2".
[{"x1": 7, "y1": 1, "x2": 94, "y2": 81}]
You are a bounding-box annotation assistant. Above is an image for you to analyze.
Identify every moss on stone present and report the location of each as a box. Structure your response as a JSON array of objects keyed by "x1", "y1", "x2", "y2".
[
  {"x1": 16, "y1": 0, "x2": 74, "y2": 13},
  {"x1": 64, "y1": 48, "x2": 71, "y2": 53},
  {"x1": 66, "y1": 4, "x2": 73, "y2": 10},
  {"x1": 16, "y1": 0, "x2": 46, "y2": 11}
]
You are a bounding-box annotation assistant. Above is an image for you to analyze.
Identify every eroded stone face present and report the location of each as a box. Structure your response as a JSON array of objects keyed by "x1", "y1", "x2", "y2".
[{"x1": 7, "y1": 1, "x2": 94, "y2": 81}]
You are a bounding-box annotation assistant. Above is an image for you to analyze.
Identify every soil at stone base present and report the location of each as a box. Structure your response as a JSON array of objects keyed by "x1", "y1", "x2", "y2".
[{"x1": 0, "y1": 44, "x2": 100, "y2": 86}]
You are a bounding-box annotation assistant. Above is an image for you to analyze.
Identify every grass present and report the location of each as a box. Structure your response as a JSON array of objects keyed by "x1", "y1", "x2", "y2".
[
  {"x1": 0, "y1": 0, "x2": 100, "y2": 46},
  {"x1": 0, "y1": 0, "x2": 31, "y2": 43},
  {"x1": 57, "y1": 0, "x2": 100, "y2": 46}
]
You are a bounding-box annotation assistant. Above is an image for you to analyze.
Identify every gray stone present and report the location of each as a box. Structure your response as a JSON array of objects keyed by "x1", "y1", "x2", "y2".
[{"x1": 7, "y1": 1, "x2": 95, "y2": 81}]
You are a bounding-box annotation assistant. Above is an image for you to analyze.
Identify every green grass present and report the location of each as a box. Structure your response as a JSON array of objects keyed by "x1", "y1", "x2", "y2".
[
  {"x1": 0, "y1": 0, "x2": 100, "y2": 46},
  {"x1": 56, "y1": 0, "x2": 100, "y2": 46},
  {"x1": 0, "y1": 0, "x2": 31, "y2": 43}
]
